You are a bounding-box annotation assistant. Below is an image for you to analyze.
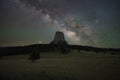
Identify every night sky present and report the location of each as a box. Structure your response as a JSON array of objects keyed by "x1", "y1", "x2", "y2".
[{"x1": 0, "y1": 0, "x2": 120, "y2": 48}]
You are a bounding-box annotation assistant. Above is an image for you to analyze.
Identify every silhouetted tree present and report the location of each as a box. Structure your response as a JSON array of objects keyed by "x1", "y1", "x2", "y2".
[
  {"x1": 111, "y1": 52, "x2": 115, "y2": 55},
  {"x1": 77, "y1": 48, "x2": 80, "y2": 52},
  {"x1": 28, "y1": 50, "x2": 40, "y2": 62},
  {"x1": 60, "y1": 47, "x2": 68, "y2": 54},
  {"x1": 103, "y1": 51, "x2": 106, "y2": 54}
]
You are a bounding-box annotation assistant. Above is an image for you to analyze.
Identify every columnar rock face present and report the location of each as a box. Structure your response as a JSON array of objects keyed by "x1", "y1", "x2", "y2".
[
  {"x1": 50, "y1": 31, "x2": 68, "y2": 45},
  {"x1": 54, "y1": 31, "x2": 65, "y2": 43}
]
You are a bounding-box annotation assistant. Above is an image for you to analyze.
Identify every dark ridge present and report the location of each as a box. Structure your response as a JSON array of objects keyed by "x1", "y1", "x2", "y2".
[{"x1": 0, "y1": 31, "x2": 120, "y2": 56}]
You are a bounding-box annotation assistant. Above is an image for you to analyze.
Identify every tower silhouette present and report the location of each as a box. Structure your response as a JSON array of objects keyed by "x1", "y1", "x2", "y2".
[{"x1": 50, "y1": 31, "x2": 68, "y2": 45}]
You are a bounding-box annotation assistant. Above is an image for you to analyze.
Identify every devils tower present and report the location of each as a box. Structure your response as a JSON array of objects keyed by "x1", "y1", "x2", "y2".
[{"x1": 50, "y1": 31, "x2": 68, "y2": 45}]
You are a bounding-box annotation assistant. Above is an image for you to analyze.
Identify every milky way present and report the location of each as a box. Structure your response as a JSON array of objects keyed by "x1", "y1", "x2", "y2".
[
  {"x1": 19, "y1": 0, "x2": 97, "y2": 45},
  {"x1": 0, "y1": 0, "x2": 120, "y2": 48}
]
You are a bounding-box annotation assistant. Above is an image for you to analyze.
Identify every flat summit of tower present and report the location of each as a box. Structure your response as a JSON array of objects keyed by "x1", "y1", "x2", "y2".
[{"x1": 50, "y1": 31, "x2": 68, "y2": 45}]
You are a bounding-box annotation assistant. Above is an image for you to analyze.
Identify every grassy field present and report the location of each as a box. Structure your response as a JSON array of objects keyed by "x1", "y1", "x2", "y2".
[{"x1": 0, "y1": 51, "x2": 120, "y2": 80}]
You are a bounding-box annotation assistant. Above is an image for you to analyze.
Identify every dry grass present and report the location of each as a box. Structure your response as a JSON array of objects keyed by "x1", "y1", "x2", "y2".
[{"x1": 0, "y1": 51, "x2": 120, "y2": 80}]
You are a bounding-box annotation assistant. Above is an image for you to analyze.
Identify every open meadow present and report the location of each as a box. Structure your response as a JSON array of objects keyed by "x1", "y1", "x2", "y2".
[{"x1": 0, "y1": 51, "x2": 120, "y2": 80}]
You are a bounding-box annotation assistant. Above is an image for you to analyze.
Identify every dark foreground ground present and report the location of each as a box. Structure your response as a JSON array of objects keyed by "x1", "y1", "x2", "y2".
[{"x1": 0, "y1": 51, "x2": 120, "y2": 80}]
